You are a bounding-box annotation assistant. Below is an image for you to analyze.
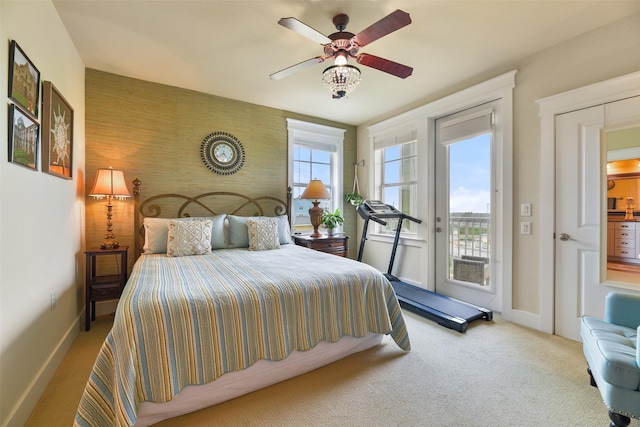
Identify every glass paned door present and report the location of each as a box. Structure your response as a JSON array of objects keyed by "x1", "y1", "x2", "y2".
[{"x1": 434, "y1": 101, "x2": 498, "y2": 307}]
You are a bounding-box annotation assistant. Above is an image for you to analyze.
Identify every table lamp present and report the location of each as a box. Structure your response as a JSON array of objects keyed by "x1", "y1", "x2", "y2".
[
  {"x1": 89, "y1": 167, "x2": 131, "y2": 249},
  {"x1": 300, "y1": 179, "x2": 331, "y2": 238}
]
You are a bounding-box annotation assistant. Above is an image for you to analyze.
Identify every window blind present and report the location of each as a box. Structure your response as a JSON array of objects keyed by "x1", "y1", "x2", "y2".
[
  {"x1": 373, "y1": 129, "x2": 417, "y2": 150},
  {"x1": 438, "y1": 108, "x2": 493, "y2": 146}
]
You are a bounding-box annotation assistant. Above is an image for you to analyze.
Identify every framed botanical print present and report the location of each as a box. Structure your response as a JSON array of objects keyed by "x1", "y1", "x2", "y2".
[
  {"x1": 8, "y1": 103, "x2": 39, "y2": 170},
  {"x1": 8, "y1": 40, "x2": 40, "y2": 119},
  {"x1": 42, "y1": 81, "x2": 73, "y2": 179}
]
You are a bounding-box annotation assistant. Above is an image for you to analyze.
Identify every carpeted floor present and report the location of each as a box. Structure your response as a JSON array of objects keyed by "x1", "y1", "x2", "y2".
[{"x1": 27, "y1": 310, "x2": 635, "y2": 427}]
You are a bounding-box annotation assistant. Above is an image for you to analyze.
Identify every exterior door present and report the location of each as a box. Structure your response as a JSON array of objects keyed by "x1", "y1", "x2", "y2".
[{"x1": 434, "y1": 101, "x2": 502, "y2": 311}]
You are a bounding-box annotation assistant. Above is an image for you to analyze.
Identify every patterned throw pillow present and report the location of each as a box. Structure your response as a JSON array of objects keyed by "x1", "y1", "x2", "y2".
[
  {"x1": 246, "y1": 218, "x2": 281, "y2": 251},
  {"x1": 166, "y1": 219, "x2": 213, "y2": 257}
]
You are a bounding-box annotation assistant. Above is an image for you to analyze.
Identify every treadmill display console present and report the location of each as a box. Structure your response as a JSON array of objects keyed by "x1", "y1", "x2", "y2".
[{"x1": 363, "y1": 200, "x2": 400, "y2": 215}]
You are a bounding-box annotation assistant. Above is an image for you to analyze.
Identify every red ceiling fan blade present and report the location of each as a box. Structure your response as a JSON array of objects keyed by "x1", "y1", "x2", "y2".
[
  {"x1": 270, "y1": 56, "x2": 329, "y2": 80},
  {"x1": 356, "y1": 53, "x2": 413, "y2": 79},
  {"x1": 352, "y1": 9, "x2": 411, "y2": 48},
  {"x1": 278, "y1": 17, "x2": 331, "y2": 45}
]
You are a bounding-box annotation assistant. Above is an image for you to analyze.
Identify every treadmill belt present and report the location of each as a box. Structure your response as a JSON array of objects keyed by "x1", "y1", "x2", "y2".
[
  {"x1": 393, "y1": 281, "x2": 480, "y2": 319},
  {"x1": 391, "y1": 280, "x2": 492, "y2": 332}
]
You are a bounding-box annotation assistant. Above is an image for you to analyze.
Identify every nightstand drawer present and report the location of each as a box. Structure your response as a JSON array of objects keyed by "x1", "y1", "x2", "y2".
[
  {"x1": 91, "y1": 283, "x2": 121, "y2": 299},
  {"x1": 309, "y1": 241, "x2": 345, "y2": 252},
  {"x1": 293, "y1": 235, "x2": 349, "y2": 257}
]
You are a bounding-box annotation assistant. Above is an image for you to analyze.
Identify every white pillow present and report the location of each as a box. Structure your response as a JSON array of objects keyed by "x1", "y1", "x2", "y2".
[
  {"x1": 143, "y1": 217, "x2": 171, "y2": 254},
  {"x1": 166, "y1": 219, "x2": 213, "y2": 257},
  {"x1": 247, "y1": 218, "x2": 281, "y2": 251}
]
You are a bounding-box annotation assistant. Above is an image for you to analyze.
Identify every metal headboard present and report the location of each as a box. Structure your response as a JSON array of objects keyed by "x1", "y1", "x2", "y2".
[{"x1": 132, "y1": 179, "x2": 292, "y2": 259}]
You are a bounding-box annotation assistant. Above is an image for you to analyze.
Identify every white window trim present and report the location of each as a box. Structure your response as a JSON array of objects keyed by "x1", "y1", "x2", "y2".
[
  {"x1": 367, "y1": 70, "x2": 516, "y2": 319},
  {"x1": 372, "y1": 128, "x2": 419, "y2": 237},
  {"x1": 287, "y1": 118, "x2": 345, "y2": 229}
]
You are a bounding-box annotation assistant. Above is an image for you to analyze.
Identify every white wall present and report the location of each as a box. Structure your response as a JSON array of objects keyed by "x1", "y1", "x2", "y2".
[
  {"x1": 0, "y1": 1, "x2": 85, "y2": 425},
  {"x1": 356, "y1": 12, "x2": 640, "y2": 321}
]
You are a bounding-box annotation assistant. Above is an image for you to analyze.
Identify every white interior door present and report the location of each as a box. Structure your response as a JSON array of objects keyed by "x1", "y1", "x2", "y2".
[
  {"x1": 554, "y1": 95, "x2": 640, "y2": 341},
  {"x1": 554, "y1": 105, "x2": 604, "y2": 341}
]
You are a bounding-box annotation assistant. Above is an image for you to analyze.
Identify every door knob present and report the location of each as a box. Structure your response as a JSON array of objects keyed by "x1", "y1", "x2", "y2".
[
  {"x1": 436, "y1": 227, "x2": 442, "y2": 233},
  {"x1": 558, "y1": 233, "x2": 575, "y2": 241}
]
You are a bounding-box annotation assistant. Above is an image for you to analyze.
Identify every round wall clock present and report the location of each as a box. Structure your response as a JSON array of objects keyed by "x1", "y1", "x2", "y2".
[{"x1": 200, "y1": 131, "x2": 245, "y2": 175}]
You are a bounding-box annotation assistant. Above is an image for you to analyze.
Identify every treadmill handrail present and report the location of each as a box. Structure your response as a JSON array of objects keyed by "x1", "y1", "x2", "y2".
[{"x1": 369, "y1": 211, "x2": 422, "y2": 224}]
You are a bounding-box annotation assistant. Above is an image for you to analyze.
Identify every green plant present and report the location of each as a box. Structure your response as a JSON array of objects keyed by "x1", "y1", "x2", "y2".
[
  {"x1": 345, "y1": 192, "x2": 364, "y2": 206},
  {"x1": 321, "y1": 208, "x2": 344, "y2": 229}
]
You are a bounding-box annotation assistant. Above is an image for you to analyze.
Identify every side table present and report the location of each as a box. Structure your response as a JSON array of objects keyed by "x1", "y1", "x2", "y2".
[{"x1": 85, "y1": 246, "x2": 128, "y2": 331}]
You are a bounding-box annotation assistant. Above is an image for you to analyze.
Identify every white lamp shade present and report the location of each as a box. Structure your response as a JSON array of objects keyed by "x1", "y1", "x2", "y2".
[{"x1": 89, "y1": 168, "x2": 131, "y2": 197}]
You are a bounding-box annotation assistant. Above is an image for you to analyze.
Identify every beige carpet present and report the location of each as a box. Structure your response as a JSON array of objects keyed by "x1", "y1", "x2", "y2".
[{"x1": 27, "y1": 310, "x2": 634, "y2": 427}]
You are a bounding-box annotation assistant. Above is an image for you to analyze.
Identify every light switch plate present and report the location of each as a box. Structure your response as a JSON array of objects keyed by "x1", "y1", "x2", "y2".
[
  {"x1": 520, "y1": 221, "x2": 531, "y2": 235},
  {"x1": 520, "y1": 203, "x2": 531, "y2": 217}
]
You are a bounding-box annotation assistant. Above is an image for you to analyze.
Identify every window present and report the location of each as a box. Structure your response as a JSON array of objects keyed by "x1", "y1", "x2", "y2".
[
  {"x1": 287, "y1": 119, "x2": 345, "y2": 233},
  {"x1": 374, "y1": 130, "x2": 418, "y2": 234}
]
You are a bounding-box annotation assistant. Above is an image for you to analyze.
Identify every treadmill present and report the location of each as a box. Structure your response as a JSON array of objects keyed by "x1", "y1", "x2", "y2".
[{"x1": 357, "y1": 201, "x2": 492, "y2": 333}]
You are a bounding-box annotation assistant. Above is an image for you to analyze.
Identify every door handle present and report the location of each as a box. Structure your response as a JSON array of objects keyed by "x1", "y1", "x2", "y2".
[
  {"x1": 558, "y1": 233, "x2": 575, "y2": 241},
  {"x1": 436, "y1": 227, "x2": 442, "y2": 233}
]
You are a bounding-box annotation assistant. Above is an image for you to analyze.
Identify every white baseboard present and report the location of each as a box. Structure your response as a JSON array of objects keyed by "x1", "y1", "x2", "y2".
[
  {"x1": 2, "y1": 315, "x2": 81, "y2": 427},
  {"x1": 510, "y1": 309, "x2": 547, "y2": 333}
]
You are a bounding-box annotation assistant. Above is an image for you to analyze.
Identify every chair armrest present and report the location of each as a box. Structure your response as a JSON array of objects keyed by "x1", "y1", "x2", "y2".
[
  {"x1": 604, "y1": 292, "x2": 640, "y2": 329},
  {"x1": 637, "y1": 325, "x2": 640, "y2": 369}
]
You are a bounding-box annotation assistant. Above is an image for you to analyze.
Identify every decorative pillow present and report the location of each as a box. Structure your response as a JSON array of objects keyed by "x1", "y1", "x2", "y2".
[
  {"x1": 246, "y1": 218, "x2": 281, "y2": 251},
  {"x1": 227, "y1": 215, "x2": 250, "y2": 248},
  {"x1": 208, "y1": 215, "x2": 227, "y2": 249},
  {"x1": 143, "y1": 215, "x2": 226, "y2": 253},
  {"x1": 227, "y1": 215, "x2": 292, "y2": 248},
  {"x1": 166, "y1": 219, "x2": 213, "y2": 257},
  {"x1": 143, "y1": 217, "x2": 171, "y2": 253}
]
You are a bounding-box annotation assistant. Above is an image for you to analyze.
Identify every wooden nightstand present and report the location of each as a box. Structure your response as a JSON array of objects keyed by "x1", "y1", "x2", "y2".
[
  {"x1": 85, "y1": 246, "x2": 128, "y2": 331},
  {"x1": 293, "y1": 234, "x2": 349, "y2": 257}
]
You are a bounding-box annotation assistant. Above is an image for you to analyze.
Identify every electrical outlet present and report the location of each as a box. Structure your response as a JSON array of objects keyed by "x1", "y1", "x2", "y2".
[
  {"x1": 50, "y1": 291, "x2": 56, "y2": 310},
  {"x1": 520, "y1": 221, "x2": 531, "y2": 235}
]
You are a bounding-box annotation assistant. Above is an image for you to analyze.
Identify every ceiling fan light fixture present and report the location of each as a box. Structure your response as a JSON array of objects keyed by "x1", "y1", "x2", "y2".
[
  {"x1": 322, "y1": 64, "x2": 361, "y2": 99},
  {"x1": 334, "y1": 51, "x2": 349, "y2": 66}
]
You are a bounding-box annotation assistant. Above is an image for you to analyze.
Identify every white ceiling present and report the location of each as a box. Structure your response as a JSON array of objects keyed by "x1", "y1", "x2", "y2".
[{"x1": 52, "y1": 1, "x2": 640, "y2": 126}]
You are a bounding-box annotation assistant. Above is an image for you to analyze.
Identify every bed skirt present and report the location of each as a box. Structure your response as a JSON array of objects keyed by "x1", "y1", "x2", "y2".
[{"x1": 134, "y1": 333, "x2": 383, "y2": 426}]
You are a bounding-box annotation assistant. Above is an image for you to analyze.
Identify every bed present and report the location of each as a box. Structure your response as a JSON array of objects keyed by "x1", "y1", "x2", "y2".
[{"x1": 74, "y1": 182, "x2": 411, "y2": 426}]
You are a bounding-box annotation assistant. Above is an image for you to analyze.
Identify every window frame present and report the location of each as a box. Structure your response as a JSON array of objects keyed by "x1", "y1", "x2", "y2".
[
  {"x1": 376, "y1": 138, "x2": 418, "y2": 235},
  {"x1": 287, "y1": 118, "x2": 345, "y2": 234},
  {"x1": 371, "y1": 126, "x2": 420, "y2": 237}
]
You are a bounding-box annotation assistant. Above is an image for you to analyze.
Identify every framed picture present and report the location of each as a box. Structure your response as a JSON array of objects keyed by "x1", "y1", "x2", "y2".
[
  {"x1": 8, "y1": 40, "x2": 40, "y2": 118},
  {"x1": 8, "y1": 103, "x2": 39, "y2": 170},
  {"x1": 42, "y1": 81, "x2": 73, "y2": 179}
]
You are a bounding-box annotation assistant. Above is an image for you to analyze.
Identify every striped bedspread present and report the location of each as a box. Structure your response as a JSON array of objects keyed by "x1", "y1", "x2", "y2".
[{"x1": 75, "y1": 244, "x2": 410, "y2": 426}]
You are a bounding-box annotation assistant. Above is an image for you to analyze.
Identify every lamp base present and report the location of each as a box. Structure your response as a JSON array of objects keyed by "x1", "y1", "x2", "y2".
[
  {"x1": 309, "y1": 202, "x2": 324, "y2": 238},
  {"x1": 100, "y1": 240, "x2": 120, "y2": 250},
  {"x1": 101, "y1": 232, "x2": 119, "y2": 249}
]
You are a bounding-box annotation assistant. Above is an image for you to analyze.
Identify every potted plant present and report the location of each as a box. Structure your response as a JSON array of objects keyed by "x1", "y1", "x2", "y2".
[
  {"x1": 321, "y1": 208, "x2": 344, "y2": 236},
  {"x1": 345, "y1": 192, "x2": 364, "y2": 206}
]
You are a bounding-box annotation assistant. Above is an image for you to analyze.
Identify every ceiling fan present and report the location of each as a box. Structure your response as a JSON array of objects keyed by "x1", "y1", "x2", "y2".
[{"x1": 270, "y1": 9, "x2": 413, "y2": 98}]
